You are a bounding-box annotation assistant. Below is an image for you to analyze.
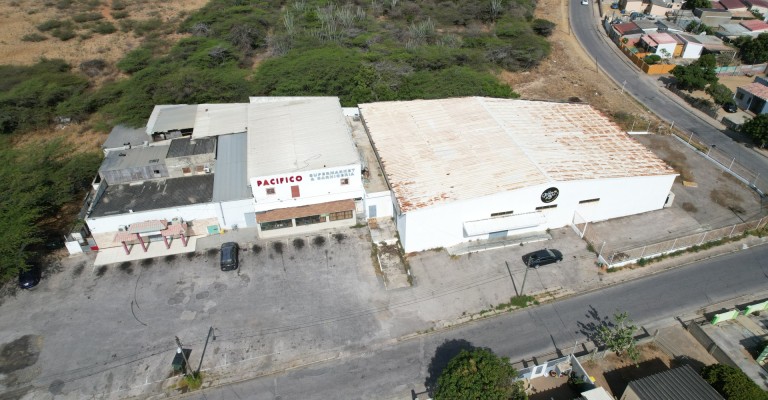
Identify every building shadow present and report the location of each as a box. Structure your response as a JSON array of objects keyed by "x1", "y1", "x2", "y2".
[
  {"x1": 670, "y1": 355, "x2": 707, "y2": 373},
  {"x1": 603, "y1": 357, "x2": 669, "y2": 397},
  {"x1": 424, "y1": 339, "x2": 476, "y2": 394}
]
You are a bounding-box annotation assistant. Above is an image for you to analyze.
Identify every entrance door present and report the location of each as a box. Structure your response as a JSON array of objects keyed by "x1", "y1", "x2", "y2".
[
  {"x1": 368, "y1": 205, "x2": 377, "y2": 218},
  {"x1": 488, "y1": 230, "x2": 508, "y2": 240}
]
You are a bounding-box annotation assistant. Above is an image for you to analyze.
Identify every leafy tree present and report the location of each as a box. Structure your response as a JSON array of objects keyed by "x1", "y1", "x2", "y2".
[
  {"x1": 733, "y1": 33, "x2": 768, "y2": 64},
  {"x1": 684, "y1": 0, "x2": 711, "y2": 9},
  {"x1": 742, "y1": 114, "x2": 768, "y2": 148},
  {"x1": 434, "y1": 348, "x2": 526, "y2": 400},
  {"x1": 672, "y1": 54, "x2": 718, "y2": 91},
  {"x1": 643, "y1": 54, "x2": 661, "y2": 65},
  {"x1": 0, "y1": 138, "x2": 101, "y2": 281},
  {"x1": 597, "y1": 311, "x2": 640, "y2": 363},
  {"x1": 685, "y1": 21, "x2": 714, "y2": 35},
  {"x1": 706, "y1": 82, "x2": 734, "y2": 105},
  {"x1": 700, "y1": 364, "x2": 768, "y2": 400}
]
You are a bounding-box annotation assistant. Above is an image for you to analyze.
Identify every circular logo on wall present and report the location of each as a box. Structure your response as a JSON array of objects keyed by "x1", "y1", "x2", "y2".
[{"x1": 541, "y1": 187, "x2": 559, "y2": 203}]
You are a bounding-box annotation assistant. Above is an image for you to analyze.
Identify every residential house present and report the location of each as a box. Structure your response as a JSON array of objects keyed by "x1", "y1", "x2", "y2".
[
  {"x1": 717, "y1": 19, "x2": 768, "y2": 38},
  {"x1": 676, "y1": 33, "x2": 706, "y2": 58},
  {"x1": 647, "y1": 0, "x2": 684, "y2": 16},
  {"x1": 639, "y1": 32, "x2": 680, "y2": 57},
  {"x1": 720, "y1": 0, "x2": 748, "y2": 9},
  {"x1": 744, "y1": 0, "x2": 768, "y2": 15},
  {"x1": 620, "y1": 365, "x2": 724, "y2": 400},
  {"x1": 610, "y1": 21, "x2": 644, "y2": 42},
  {"x1": 741, "y1": 19, "x2": 768, "y2": 31},
  {"x1": 693, "y1": 8, "x2": 733, "y2": 26},
  {"x1": 735, "y1": 81, "x2": 768, "y2": 114}
]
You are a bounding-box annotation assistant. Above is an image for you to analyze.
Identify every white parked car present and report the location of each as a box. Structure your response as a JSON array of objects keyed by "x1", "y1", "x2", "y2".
[{"x1": 581, "y1": 0, "x2": 589, "y2": 4}]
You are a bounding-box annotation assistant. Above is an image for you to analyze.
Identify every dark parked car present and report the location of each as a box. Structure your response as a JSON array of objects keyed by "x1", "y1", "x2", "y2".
[
  {"x1": 220, "y1": 242, "x2": 239, "y2": 271},
  {"x1": 18, "y1": 263, "x2": 42, "y2": 289},
  {"x1": 522, "y1": 248, "x2": 563, "y2": 268},
  {"x1": 723, "y1": 102, "x2": 737, "y2": 113}
]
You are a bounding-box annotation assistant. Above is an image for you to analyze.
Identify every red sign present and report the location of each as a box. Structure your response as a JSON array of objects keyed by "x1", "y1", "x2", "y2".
[{"x1": 256, "y1": 175, "x2": 303, "y2": 187}]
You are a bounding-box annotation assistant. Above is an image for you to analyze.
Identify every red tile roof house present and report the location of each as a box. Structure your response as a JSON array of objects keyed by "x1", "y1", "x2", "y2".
[
  {"x1": 740, "y1": 19, "x2": 768, "y2": 32},
  {"x1": 639, "y1": 32, "x2": 679, "y2": 58},
  {"x1": 719, "y1": 0, "x2": 748, "y2": 10},
  {"x1": 735, "y1": 81, "x2": 768, "y2": 114},
  {"x1": 610, "y1": 22, "x2": 643, "y2": 43}
]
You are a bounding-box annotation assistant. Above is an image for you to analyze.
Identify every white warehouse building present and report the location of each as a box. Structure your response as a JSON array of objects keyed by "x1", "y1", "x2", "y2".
[{"x1": 359, "y1": 97, "x2": 678, "y2": 253}]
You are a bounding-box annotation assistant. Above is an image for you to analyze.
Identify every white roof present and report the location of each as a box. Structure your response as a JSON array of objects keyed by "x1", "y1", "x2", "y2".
[
  {"x1": 360, "y1": 97, "x2": 675, "y2": 213},
  {"x1": 193, "y1": 104, "x2": 248, "y2": 138},
  {"x1": 246, "y1": 97, "x2": 359, "y2": 177},
  {"x1": 145, "y1": 104, "x2": 197, "y2": 134},
  {"x1": 581, "y1": 387, "x2": 613, "y2": 400}
]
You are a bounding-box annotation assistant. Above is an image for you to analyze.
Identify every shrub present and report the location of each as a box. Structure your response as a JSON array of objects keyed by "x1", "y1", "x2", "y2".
[
  {"x1": 531, "y1": 18, "x2": 556, "y2": 36},
  {"x1": 72, "y1": 12, "x2": 103, "y2": 23},
  {"x1": 91, "y1": 22, "x2": 117, "y2": 35},
  {"x1": 22, "y1": 33, "x2": 47, "y2": 42},
  {"x1": 111, "y1": 0, "x2": 127, "y2": 10},
  {"x1": 112, "y1": 10, "x2": 129, "y2": 19},
  {"x1": 37, "y1": 19, "x2": 62, "y2": 32},
  {"x1": 51, "y1": 28, "x2": 76, "y2": 41},
  {"x1": 117, "y1": 47, "x2": 153, "y2": 73},
  {"x1": 133, "y1": 18, "x2": 162, "y2": 36},
  {"x1": 643, "y1": 54, "x2": 662, "y2": 65},
  {"x1": 79, "y1": 59, "x2": 107, "y2": 77},
  {"x1": 701, "y1": 364, "x2": 768, "y2": 400}
]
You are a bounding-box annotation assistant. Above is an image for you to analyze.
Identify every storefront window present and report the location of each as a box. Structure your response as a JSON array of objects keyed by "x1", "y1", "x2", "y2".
[
  {"x1": 261, "y1": 219, "x2": 293, "y2": 231},
  {"x1": 296, "y1": 215, "x2": 323, "y2": 226},
  {"x1": 329, "y1": 210, "x2": 353, "y2": 221}
]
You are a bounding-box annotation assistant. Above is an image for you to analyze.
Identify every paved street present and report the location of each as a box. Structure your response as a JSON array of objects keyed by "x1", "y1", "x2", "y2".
[
  {"x1": 189, "y1": 244, "x2": 768, "y2": 400},
  {"x1": 571, "y1": 5, "x2": 768, "y2": 181}
]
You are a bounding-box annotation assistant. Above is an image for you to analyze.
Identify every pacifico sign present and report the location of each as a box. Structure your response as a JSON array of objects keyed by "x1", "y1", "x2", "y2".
[{"x1": 256, "y1": 175, "x2": 303, "y2": 187}]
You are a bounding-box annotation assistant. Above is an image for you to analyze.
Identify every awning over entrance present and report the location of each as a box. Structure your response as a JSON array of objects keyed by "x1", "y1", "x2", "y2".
[
  {"x1": 256, "y1": 199, "x2": 355, "y2": 223},
  {"x1": 463, "y1": 212, "x2": 546, "y2": 236}
]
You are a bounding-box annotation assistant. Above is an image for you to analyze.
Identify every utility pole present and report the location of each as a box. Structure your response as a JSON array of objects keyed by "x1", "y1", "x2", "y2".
[
  {"x1": 196, "y1": 327, "x2": 215, "y2": 375},
  {"x1": 520, "y1": 259, "x2": 531, "y2": 296},
  {"x1": 175, "y1": 336, "x2": 191, "y2": 376}
]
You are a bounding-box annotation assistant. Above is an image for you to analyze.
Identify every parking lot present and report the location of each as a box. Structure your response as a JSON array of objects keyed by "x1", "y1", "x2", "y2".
[{"x1": 0, "y1": 223, "x2": 601, "y2": 399}]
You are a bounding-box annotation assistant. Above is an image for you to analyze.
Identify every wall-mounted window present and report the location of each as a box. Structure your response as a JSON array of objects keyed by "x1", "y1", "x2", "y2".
[
  {"x1": 291, "y1": 185, "x2": 300, "y2": 198},
  {"x1": 579, "y1": 198, "x2": 600, "y2": 204},
  {"x1": 329, "y1": 210, "x2": 353, "y2": 221},
  {"x1": 491, "y1": 210, "x2": 514, "y2": 217},
  {"x1": 260, "y1": 219, "x2": 292, "y2": 231},
  {"x1": 536, "y1": 204, "x2": 557, "y2": 210},
  {"x1": 341, "y1": 178, "x2": 349, "y2": 185},
  {"x1": 266, "y1": 188, "x2": 276, "y2": 195},
  {"x1": 296, "y1": 215, "x2": 323, "y2": 226}
]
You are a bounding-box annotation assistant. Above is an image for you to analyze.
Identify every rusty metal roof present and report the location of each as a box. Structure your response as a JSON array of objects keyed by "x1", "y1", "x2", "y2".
[{"x1": 359, "y1": 97, "x2": 675, "y2": 213}]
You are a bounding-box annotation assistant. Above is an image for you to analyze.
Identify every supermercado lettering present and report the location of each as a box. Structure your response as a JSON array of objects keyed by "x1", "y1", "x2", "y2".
[
  {"x1": 256, "y1": 175, "x2": 303, "y2": 187},
  {"x1": 309, "y1": 168, "x2": 356, "y2": 181}
]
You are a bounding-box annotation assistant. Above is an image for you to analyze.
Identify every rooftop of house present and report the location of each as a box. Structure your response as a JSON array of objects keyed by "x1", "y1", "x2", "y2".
[
  {"x1": 740, "y1": 81, "x2": 768, "y2": 100},
  {"x1": 719, "y1": 0, "x2": 748, "y2": 9},
  {"x1": 89, "y1": 174, "x2": 215, "y2": 218},
  {"x1": 741, "y1": 19, "x2": 768, "y2": 31}
]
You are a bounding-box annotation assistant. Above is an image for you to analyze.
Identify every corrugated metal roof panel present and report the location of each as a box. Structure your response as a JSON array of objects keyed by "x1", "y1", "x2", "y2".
[
  {"x1": 166, "y1": 136, "x2": 216, "y2": 158},
  {"x1": 99, "y1": 145, "x2": 170, "y2": 172},
  {"x1": 213, "y1": 132, "x2": 252, "y2": 202},
  {"x1": 193, "y1": 103, "x2": 249, "y2": 138},
  {"x1": 246, "y1": 97, "x2": 359, "y2": 177},
  {"x1": 626, "y1": 365, "x2": 724, "y2": 400},
  {"x1": 360, "y1": 97, "x2": 676, "y2": 213}
]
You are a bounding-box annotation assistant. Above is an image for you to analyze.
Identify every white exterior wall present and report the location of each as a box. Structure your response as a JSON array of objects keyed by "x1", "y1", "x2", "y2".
[
  {"x1": 655, "y1": 42, "x2": 677, "y2": 58},
  {"x1": 681, "y1": 42, "x2": 703, "y2": 58},
  {"x1": 87, "y1": 203, "x2": 223, "y2": 248},
  {"x1": 398, "y1": 174, "x2": 676, "y2": 252},
  {"x1": 218, "y1": 198, "x2": 256, "y2": 229},
  {"x1": 364, "y1": 191, "x2": 395, "y2": 219},
  {"x1": 250, "y1": 163, "x2": 364, "y2": 212}
]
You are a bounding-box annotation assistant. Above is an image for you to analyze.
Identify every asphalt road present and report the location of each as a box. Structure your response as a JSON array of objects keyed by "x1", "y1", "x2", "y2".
[
  {"x1": 190, "y1": 244, "x2": 768, "y2": 400},
  {"x1": 570, "y1": 5, "x2": 768, "y2": 181}
]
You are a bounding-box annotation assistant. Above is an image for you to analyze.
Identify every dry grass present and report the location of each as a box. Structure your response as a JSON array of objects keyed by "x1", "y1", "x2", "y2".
[{"x1": 0, "y1": 0, "x2": 208, "y2": 68}]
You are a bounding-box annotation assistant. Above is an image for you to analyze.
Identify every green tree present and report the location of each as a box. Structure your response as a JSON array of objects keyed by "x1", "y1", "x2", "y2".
[
  {"x1": 684, "y1": 0, "x2": 711, "y2": 9},
  {"x1": 685, "y1": 21, "x2": 714, "y2": 35},
  {"x1": 742, "y1": 114, "x2": 768, "y2": 148},
  {"x1": 700, "y1": 364, "x2": 768, "y2": 400},
  {"x1": 672, "y1": 54, "x2": 718, "y2": 91},
  {"x1": 706, "y1": 82, "x2": 735, "y2": 105},
  {"x1": 0, "y1": 138, "x2": 101, "y2": 281},
  {"x1": 597, "y1": 311, "x2": 640, "y2": 363},
  {"x1": 733, "y1": 33, "x2": 768, "y2": 64},
  {"x1": 434, "y1": 348, "x2": 527, "y2": 400}
]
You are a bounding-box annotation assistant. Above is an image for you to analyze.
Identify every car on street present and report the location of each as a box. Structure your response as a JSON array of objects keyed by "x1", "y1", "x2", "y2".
[
  {"x1": 220, "y1": 242, "x2": 240, "y2": 271},
  {"x1": 18, "y1": 263, "x2": 42, "y2": 289},
  {"x1": 581, "y1": 0, "x2": 588, "y2": 4},
  {"x1": 522, "y1": 248, "x2": 563, "y2": 268}
]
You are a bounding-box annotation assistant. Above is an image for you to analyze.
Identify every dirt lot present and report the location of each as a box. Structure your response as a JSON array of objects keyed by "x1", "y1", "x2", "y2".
[{"x1": 0, "y1": 0, "x2": 208, "y2": 68}]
